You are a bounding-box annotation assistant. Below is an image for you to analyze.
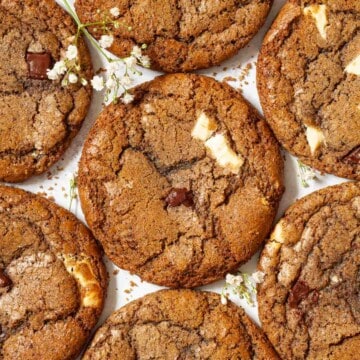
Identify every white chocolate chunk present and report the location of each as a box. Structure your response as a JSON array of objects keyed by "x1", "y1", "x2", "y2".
[
  {"x1": 345, "y1": 54, "x2": 360, "y2": 75},
  {"x1": 271, "y1": 221, "x2": 285, "y2": 243},
  {"x1": 304, "y1": 5, "x2": 328, "y2": 40},
  {"x1": 305, "y1": 125, "x2": 325, "y2": 155},
  {"x1": 191, "y1": 112, "x2": 218, "y2": 141},
  {"x1": 61, "y1": 254, "x2": 102, "y2": 308},
  {"x1": 205, "y1": 134, "x2": 244, "y2": 174}
]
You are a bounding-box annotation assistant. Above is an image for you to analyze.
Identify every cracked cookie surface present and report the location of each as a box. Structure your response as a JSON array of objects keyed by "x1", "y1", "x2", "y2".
[
  {"x1": 258, "y1": 182, "x2": 360, "y2": 359},
  {"x1": 83, "y1": 289, "x2": 280, "y2": 360},
  {"x1": 78, "y1": 73, "x2": 284, "y2": 288},
  {"x1": 75, "y1": 0, "x2": 273, "y2": 72},
  {"x1": 0, "y1": 185, "x2": 107, "y2": 360},
  {"x1": 0, "y1": 0, "x2": 93, "y2": 182},
  {"x1": 257, "y1": 0, "x2": 360, "y2": 179}
]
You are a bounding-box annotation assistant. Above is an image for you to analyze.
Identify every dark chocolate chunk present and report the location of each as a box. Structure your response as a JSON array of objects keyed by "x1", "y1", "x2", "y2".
[
  {"x1": 344, "y1": 146, "x2": 360, "y2": 165},
  {"x1": 26, "y1": 52, "x2": 52, "y2": 79},
  {"x1": 288, "y1": 280, "x2": 311, "y2": 308},
  {"x1": 0, "y1": 269, "x2": 12, "y2": 288},
  {"x1": 165, "y1": 188, "x2": 194, "y2": 207}
]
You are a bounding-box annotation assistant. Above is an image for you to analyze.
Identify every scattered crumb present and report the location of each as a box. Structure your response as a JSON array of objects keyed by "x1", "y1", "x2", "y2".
[
  {"x1": 113, "y1": 269, "x2": 119, "y2": 276},
  {"x1": 130, "y1": 280, "x2": 138, "y2": 288},
  {"x1": 222, "y1": 76, "x2": 237, "y2": 83}
]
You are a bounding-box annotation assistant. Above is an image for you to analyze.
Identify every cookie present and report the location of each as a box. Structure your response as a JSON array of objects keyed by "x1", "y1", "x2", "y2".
[
  {"x1": 78, "y1": 73, "x2": 284, "y2": 288},
  {"x1": 257, "y1": 0, "x2": 360, "y2": 180},
  {"x1": 83, "y1": 289, "x2": 279, "y2": 359},
  {"x1": 0, "y1": 185, "x2": 107, "y2": 360},
  {"x1": 0, "y1": 0, "x2": 93, "y2": 182},
  {"x1": 257, "y1": 182, "x2": 360, "y2": 359},
  {"x1": 75, "y1": 0, "x2": 273, "y2": 72}
]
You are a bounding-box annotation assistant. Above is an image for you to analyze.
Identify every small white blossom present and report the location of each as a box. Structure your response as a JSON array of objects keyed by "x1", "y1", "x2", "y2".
[
  {"x1": 226, "y1": 274, "x2": 243, "y2": 286},
  {"x1": 124, "y1": 56, "x2": 137, "y2": 69},
  {"x1": 47, "y1": 68, "x2": 59, "y2": 80},
  {"x1": 91, "y1": 75, "x2": 105, "y2": 91},
  {"x1": 131, "y1": 45, "x2": 142, "y2": 59},
  {"x1": 252, "y1": 271, "x2": 265, "y2": 284},
  {"x1": 122, "y1": 92, "x2": 134, "y2": 104},
  {"x1": 110, "y1": 7, "x2": 120, "y2": 18},
  {"x1": 68, "y1": 72, "x2": 78, "y2": 84},
  {"x1": 80, "y1": 78, "x2": 88, "y2": 86},
  {"x1": 108, "y1": 62, "x2": 121, "y2": 74},
  {"x1": 140, "y1": 55, "x2": 151, "y2": 68},
  {"x1": 53, "y1": 60, "x2": 67, "y2": 75},
  {"x1": 99, "y1": 35, "x2": 114, "y2": 49},
  {"x1": 220, "y1": 294, "x2": 228, "y2": 305},
  {"x1": 66, "y1": 45, "x2": 78, "y2": 60},
  {"x1": 106, "y1": 77, "x2": 117, "y2": 89},
  {"x1": 119, "y1": 75, "x2": 132, "y2": 87}
]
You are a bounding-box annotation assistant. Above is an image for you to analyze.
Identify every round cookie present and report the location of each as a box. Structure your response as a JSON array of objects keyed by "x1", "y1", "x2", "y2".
[
  {"x1": 257, "y1": 0, "x2": 360, "y2": 180},
  {"x1": 0, "y1": 185, "x2": 107, "y2": 360},
  {"x1": 0, "y1": 0, "x2": 93, "y2": 182},
  {"x1": 83, "y1": 289, "x2": 280, "y2": 359},
  {"x1": 75, "y1": 0, "x2": 273, "y2": 72},
  {"x1": 258, "y1": 182, "x2": 360, "y2": 359},
  {"x1": 78, "y1": 73, "x2": 284, "y2": 288}
]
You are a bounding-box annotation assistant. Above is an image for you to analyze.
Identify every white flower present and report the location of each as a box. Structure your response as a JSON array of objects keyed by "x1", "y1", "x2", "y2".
[
  {"x1": 106, "y1": 77, "x2": 117, "y2": 89},
  {"x1": 252, "y1": 271, "x2": 265, "y2": 284},
  {"x1": 110, "y1": 7, "x2": 120, "y2": 18},
  {"x1": 124, "y1": 56, "x2": 137, "y2": 69},
  {"x1": 80, "y1": 78, "x2": 88, "y2": 86},
  {"x1": 47, "y1": 68, "x2": 59, "y2": 80},
  {"x1": 122, "y1": 92, "x2": 134, "y2": 104},
  {"x1": 66, "y1": 45, "x2": 78, "y2": 60},
  {"x1": 119, "y1": 75, "x2": 132, "y2": 87},
  {"x1": 131, "y1": 45, "x2": 142, "y2": 59},
  {"x1": 53, "y1": 60, "x2": 67, "y2": 75},
  {"x1": 108, "y1": 61, "x2": 121, "y2": 74},
  {"x1": 91, "y1": 75, "x2": 105, "y2": 91},
  {"x1": 140, "y1": 55, "x2": 151, "y2": 68},
  {"x1": 226, "y1": 273, "x2": 243, "y2": 286},
  {"x1": 99, "y1": 35, "x2": 114, "y2": 49},
  {"x1": 220, "y1": 294, "x2": 228, "y2": 305},
  {"x1": 68, "y1": 72, "x2": 78, "y2": 84}
]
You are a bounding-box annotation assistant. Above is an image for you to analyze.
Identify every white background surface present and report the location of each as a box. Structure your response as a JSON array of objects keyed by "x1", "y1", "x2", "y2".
[{"x1": 11, "y1": 0, "x2": 347, "y2": 338}]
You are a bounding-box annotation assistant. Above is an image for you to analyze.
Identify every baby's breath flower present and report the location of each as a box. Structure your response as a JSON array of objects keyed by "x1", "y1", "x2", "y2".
[
  {"x1": 53, "y1": 60, "x2": 67, "y2": 75},
  {"x1": 140, "y1": 55, "x2": 151, "y2": 68},
  {"x1": 108, "y1": 61, "x2": 121, "y2": 74},
  {"x1": 68, "y1": 72, "x2": 78, "y2": 84},
  {"x1": 252, "y1": 271, "x2": 265, "y2": 284},
  {"x1": 124, "y1": 56, "x2": 137, "y2": 69},
  {"x1": 91, "y1": 75, "x2": 105, "y2": 91},
  {"x1": 99, "y1": 34, "x2": 114, "y2": 49},
  {"x1": 119, "y1": 75, "x2": 132, "y2": 87},
  {"x1": 80, "y1": 78, "x2": 88, "y2": 86},
  {"x1": 110, "y1": 7, "x2": 120, "y2": 18},
  {"x1": 131, "y1": 45, "x2": 142, "y2": 59},
  {"x1": 297, "y1": 160, "x2": 317, "y2": 188},
  {"x1": 226, "y1": 274, "x2": 243, "y2": 286},
  {"x1": 66, "y1": 45, "x2": 78, "y2": 60},
  {"x1": 105, "y1": 77, "x2": 117, "y2": 89},
  {"x1": 46, "y1": 68, "x2": 59, "y2": 80},
  {"x1": 122, "y1": 92, "x2": 134, "y2": 104}
]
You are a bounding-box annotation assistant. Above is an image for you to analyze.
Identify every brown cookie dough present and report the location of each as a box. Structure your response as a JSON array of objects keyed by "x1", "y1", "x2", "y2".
[
  {"x1": 0, "y1": 0, "x2": 93, "y2": 183},
  {"x1": 258, "y1": 181, "x2": 360, "y2": 359},
  {"x1": 83, "y1": 289, "x2": 280, "y2": 360},
  {"x1": 257, "y1": 0, "x2": 360, "y2": 180},
  {"x1": 75, "y1": 0, "x2": 273, "y2": 72},
  {"x1": 78, "y1": 73, "x2": 284, "y2": 288},
  {"x1": 0, "y1": 185, "x2": 108, "y2": 360}
]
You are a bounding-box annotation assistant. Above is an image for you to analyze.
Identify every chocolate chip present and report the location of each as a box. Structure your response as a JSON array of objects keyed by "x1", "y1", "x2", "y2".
[
  {"x1": 165, "y1": 188, "x2": 194, "y2": 207},
  {"x1": 343, "y1": 146, "x2": 360, "y2": 164},
  {"x1": 288, "y1": 280, "x2": 311, "y2": 309},
  {"x1": 0, "y1": 269, "x2": 12, "y2": 288},
  {"x1": 26, "y1": 52, "x2": 52, "y2": 79}
]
